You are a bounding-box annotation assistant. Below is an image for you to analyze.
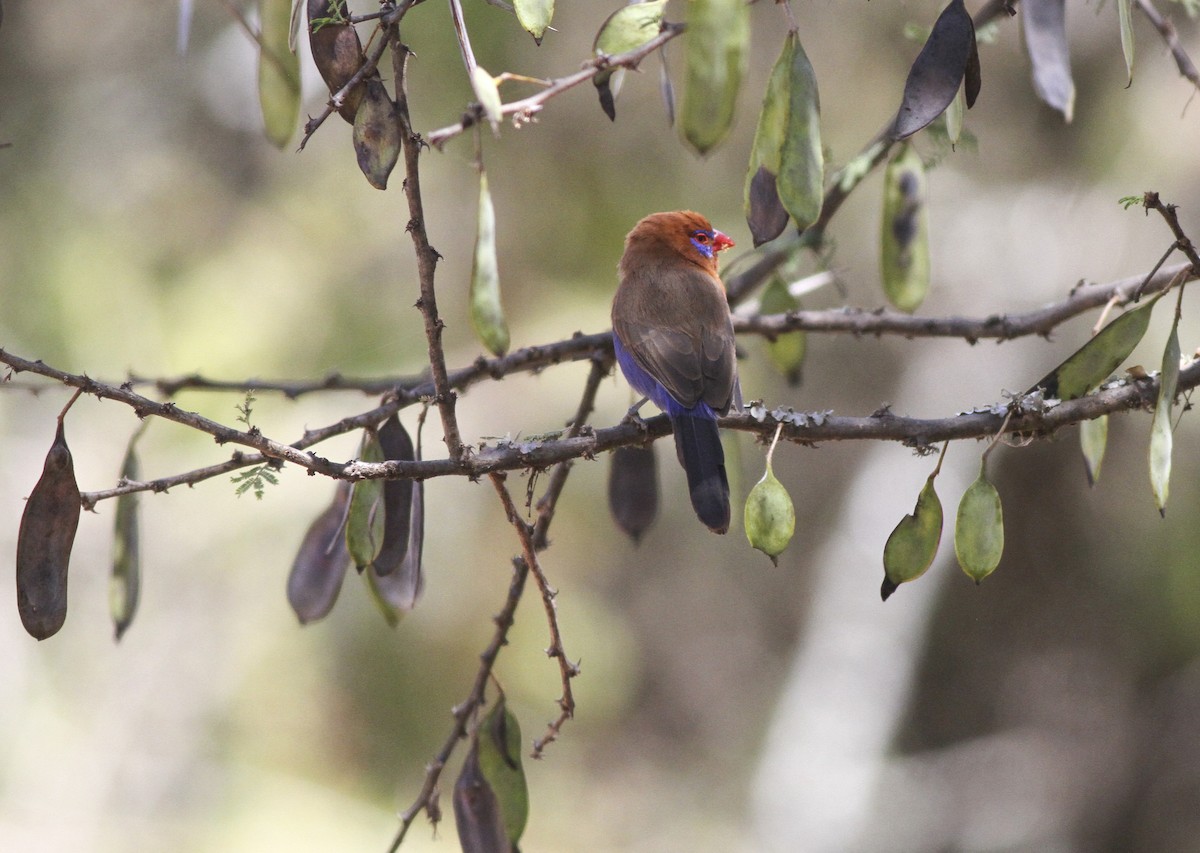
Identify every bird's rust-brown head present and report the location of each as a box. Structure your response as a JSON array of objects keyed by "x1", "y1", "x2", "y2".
[{"x1": 621, "y1": 210, "x2": 735, "y2": 279}]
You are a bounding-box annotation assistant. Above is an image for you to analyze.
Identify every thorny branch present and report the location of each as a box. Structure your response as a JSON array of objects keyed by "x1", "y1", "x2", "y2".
[
  {"x1": 489, "y1": 474, "x2": 578, "y2": 759},
  {"x1": 386, "y1": 554, "x2": 529, "y2": 852},
  {"x1": 2, "y1": 255, "x2": 1195, "y2": 505}
]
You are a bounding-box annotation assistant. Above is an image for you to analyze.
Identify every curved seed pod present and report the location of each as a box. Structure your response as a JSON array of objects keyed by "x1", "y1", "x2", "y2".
[
  {"x1": 1079, "y1": 415, "x2": 1108, "y2": 487},
  {"x1": 1149, "y1": 308, "x2": 1181, "y2": 515},
  {"x1": 470, "y1": 66, "x2": 503, "y2": 135},
  {"x1": 955, "y1": 462, "x2": 1004, "y2": 584},
  {"x1": 258, "y1": 0, "x2": 301, "y2": 148},
  {"x1": 353, "y1": 78, "x2": 401, "y2": 190},
  {"x1": 346, "y1": 432, "x2": 385, "y2": 570},
  {"x1": 514, "y1": 0, "x2": 554, "y2": 44},
  {"x1": 17, "y1": 422, "x2": 81, "y2": 640},
  {"x1": 453, "y1": 742, "x2": 508, "y2": 853},
  {"x1": 1030, "y1": 295, "x2": 1159, "y2": 399},
  {"x1": 1118, "y1": 0, "x2": 1134, "y2": 87},
  {"x1": 476, "y1": 696, "x2": 529, "y2": 847},
  {"x1": 681, "y1": 0, "x2": 748, "y2": 155},
  {"x1": 744, "y1": 457, "x2": 795, "y2": 566},
  {"x1": 365, "y1": 418, "x2": 425, "y2": 624},
  {"x1": 759, "y1": 277, "x2": 806, "y2": 385},
  {"x1": 608, "y1": 445, "x2": 659, "y2": 544},
  {"x1": 308, "y1": 0, "x2": 368, "y2": 123},
  {"x1": 881, "y1": 143, "x2": 930, "y2": 312},
  {"x1": 592, "y1": 0, "x2": 667, "y2": 120},
  {"x1": 891, "y1": 0, "x2": 978, "y2": 140},
  {"x1": 1023, "y1": 0, "x2": 1075, "y2": 122},
  {"x1": 371, "y1": 414, "x2": 415, "y2": 576},
  {"x1": 287, "y1": 480, "x2": 352, "y2": 624},
  {"x1": 744, "y1": 31, "x2": 823, "y2": 246},
  {"x1": 882, "y1": 472, "x2": 944, "y2": 601},
  {"x1": 111, "y1": 442, "x2": 142, "y2": 641},
  {"x1": 470, "y1": 170, "x2": 510, "y2": 357}
]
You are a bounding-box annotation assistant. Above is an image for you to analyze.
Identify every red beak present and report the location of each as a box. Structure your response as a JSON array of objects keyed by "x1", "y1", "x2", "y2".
[{"x1": 712, "y1": 230, "x2": 735, "y2": 253}]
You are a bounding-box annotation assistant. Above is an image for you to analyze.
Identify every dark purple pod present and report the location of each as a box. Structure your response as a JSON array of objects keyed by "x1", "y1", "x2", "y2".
[
  {"x1": 608, "y1": 445, "x2": 660, "y2": 544},
  {"x1": 287, "y1": 481, "x2": 352, "y2": 625},
  {"x1": 17, "y1": 422, "x2": 81, "y2": 640}
]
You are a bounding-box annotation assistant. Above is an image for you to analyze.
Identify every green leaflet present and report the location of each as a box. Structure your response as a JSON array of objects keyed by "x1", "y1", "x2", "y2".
[
  {"x1": 681, "y1": 0, "x2": 748, "y2": 155},
  {"x1": 744, "y1": 458, "x2": 795, "y2": 566},
  {"x1": 476, "y1": 697, "x2": 529, "y2": 846},
  {"x1": 882, "y1": 471, "x2": 944, "y2": 601},
  {"x1": 1149, "y1": 310, "x2": 1180, "y2": 514},
  {"x1": 111, "y1": 442, "x2": 142, "y2": 641},
  {"x1": 346, "y1": 432, "x2": 385, "y2": 570},
  {"x1": 1079, "y1": 415, "x2": 1108, "y2": 487},
  {"x1": 514, "y1": 0, "x2": 553, "y2": 44},
  {"x1": 352, "y1": 78, "x2": 401, "y2": 190},
  {"x1": 471, "y1": 171, "x2": 510, "y2": 357},
  {"x1": 257, "y1": 0, "x2": 300, "y2": 148},
  {"x1": 1031, "y1": 295, "x2": 1160, "y2": 399},
  {"x1": 592, "y1": 0, "x2": 667, "y2": 120},
  {"x1": 744, "y1": 31, "x2": 824, "y2": 245},
  {"x1": 955, "y1": 462, "x2": 1004, "y2": 584},
  {"x1": 760, "y1": 276, "x2": 806, "y2": 385},
  {"x1": 881, "y1": 143, "x2": 930, "y2": 312},
  {"x1": 1118, "y1": 0, "x2": 1135, "y2": 86}
]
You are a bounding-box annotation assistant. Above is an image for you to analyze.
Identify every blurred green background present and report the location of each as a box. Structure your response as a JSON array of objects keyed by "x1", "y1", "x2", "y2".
[{"x1": 3, "y1": 1, "x2": 1200, "y2": 851}]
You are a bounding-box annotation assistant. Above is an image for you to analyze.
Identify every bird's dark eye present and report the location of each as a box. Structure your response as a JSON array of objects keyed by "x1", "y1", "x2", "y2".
[{"x1": 693, "y1": 231, "x2": 711, "y2": 244}]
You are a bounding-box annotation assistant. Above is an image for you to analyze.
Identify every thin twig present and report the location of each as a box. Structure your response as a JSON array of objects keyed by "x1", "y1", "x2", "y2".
[
  {"x1": 392, "y1": 32, "x2": 467, "y2": 462},
  {"x1": 426, "y1": 23, "x2": 686, "y2": 148},
  {"x1": 1143, "y1": 191, "x2": 1200, "y2": 270},
  {"x1": 531, "y1": 354, "x2": 611, "y2": 550},
  {"x1": 488, "y1": 474, "x2": 577, "y2": 758},
  {"x1": 448, "y1": 0, "x2": 478, "y2": 75},
  {"x1": 386, "y1": 555, "x2": 529, "y2": 852},
  {"x1": 1134, "y1": 0, "x2": 1200, "y2": 93}
]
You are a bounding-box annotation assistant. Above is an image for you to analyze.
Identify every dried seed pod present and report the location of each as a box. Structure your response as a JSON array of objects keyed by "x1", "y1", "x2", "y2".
[
  {"x1": 16, "y1": 422, "x2": 82, "y2": 640},
  {"x1": 371, "y1": 414, "x2": 414, "y2": 577},
  {"x1": 308, "y1": 0, "x2": 368, "y2": 122},
  {"x1": 111, "y1": 441, "x2": 142, "y2": 641},
  {"x1": 608, "y1": 445, "x2": 659, "y2": 544},
  {"x1": 353, "y1": 78, "x2": 401, "y2": 190},
  {"x1": 287, "y1": 481, "x2": 352, "y2": 625}
]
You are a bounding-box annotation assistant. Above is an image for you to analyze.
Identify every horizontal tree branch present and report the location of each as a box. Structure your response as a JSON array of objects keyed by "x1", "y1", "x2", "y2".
[
  {"x1": 735, "y1": 261, "x2": 1195, "y2": 340},
  {"x1": 6, "y1": 343, "x2": 1195, "y2": 505}
]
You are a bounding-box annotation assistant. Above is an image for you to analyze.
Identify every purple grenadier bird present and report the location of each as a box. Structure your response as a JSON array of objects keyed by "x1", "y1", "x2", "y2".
[{"x1": 611, "y1": 211, "x2": 741, "y2": 534}]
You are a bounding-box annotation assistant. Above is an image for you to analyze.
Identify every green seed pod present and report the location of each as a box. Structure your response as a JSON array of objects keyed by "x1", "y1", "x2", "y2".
[
  {"x1": 955, "y1": 462, "x2": 1004, "y2": 584},
  {"x1": 744, "y1": 458, "x2": 795, "y2": 566},
  {"x1": 881, "y1": 471, "x2": 943, "y2": 601}
]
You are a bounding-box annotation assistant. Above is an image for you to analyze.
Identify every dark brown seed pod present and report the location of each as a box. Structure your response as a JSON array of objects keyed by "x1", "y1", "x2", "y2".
[
  {"x1": 453, "y1": 741, "x2": 509, "y2": 853},
  {"x1": 16, "y1": 422, "x2": 82, "y2": 640},
  {"x1": 608, "y1": 445, "x2": 659, "y2": 544},
  {"x1": 353, "y1": 78, "x2": 401, "y2": 190},
  {"x1": 287, "y1": 481, "x2": 352, "y2": 625},
  {"x1": 308, "y1": 0, "x2": 368, "y2": 122},
  {"x1": 371, "y1": 414, "x2": 414, "y2": 577}
]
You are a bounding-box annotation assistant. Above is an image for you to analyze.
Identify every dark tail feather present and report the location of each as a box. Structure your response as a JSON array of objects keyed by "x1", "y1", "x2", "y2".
[{"x1": 672, "y1": 414, "x2": 730, "y2": 534}]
